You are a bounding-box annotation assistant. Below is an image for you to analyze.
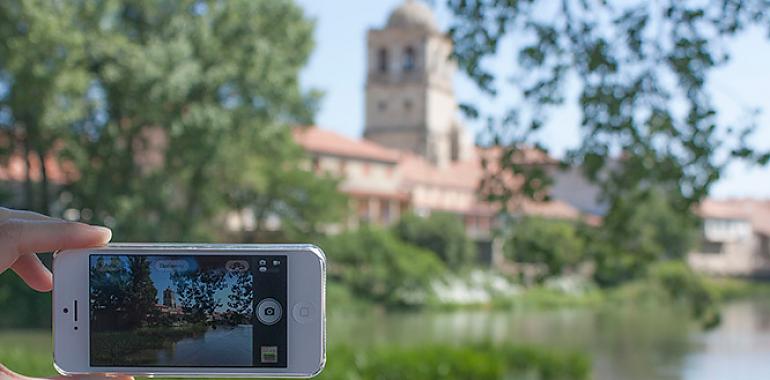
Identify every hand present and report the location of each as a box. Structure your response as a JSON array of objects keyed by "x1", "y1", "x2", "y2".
[
  {"x1": 0, "y1": 208, "x2": 129, "y2": 380},
  {"x1": 0, "y1": 207, "x2": 112, "y2": 291}
]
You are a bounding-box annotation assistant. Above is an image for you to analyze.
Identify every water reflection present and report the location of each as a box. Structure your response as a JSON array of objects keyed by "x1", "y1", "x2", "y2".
[
  {"x1": 683, "y1": 300, "x2": 770, "y2": 380},
  {"x1": 155, "y1": 324, "x2": 252, "y2": 366},
  {"x1": 328, "y1": 298, "x2": 770, "y2": 380}
]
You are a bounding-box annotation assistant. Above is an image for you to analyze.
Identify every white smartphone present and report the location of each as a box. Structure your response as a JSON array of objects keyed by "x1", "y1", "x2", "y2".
[{"x1": 52, "y1": 243, "x2": 325, "y2": 378}]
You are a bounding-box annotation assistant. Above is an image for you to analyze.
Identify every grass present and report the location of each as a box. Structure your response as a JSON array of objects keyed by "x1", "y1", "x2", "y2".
[
  {"x1": 0, "y1": 330, "x2": 55, "y2": 377},
  {"x1": 91, "y1": 324, "x2": 208, "y2": 365},
  {"x1": 0, "y1": 330, "x2": 590, "y2": 380}
]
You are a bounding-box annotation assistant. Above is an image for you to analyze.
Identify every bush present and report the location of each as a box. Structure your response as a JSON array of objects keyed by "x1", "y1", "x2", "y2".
[
  {"x1": 647, "y1": 261, "x2": 720, "y2": 328},
  {"x1": 393, "y1": 212, "x2": 477, "y2": 269},
  {"x1": 607, "y1": 261, "x2": 721, "y2": 328},
  {"x1": 505, "y1": 217, "x2": 585, "y2": 279},
  {"x1": 0, "y1": 255, "x2": 52, "y2": 329},
  {"x1": 319, "y1": 344, "x2": 590, "y2": 380},
  {"x1": 321, "y1": 227, "x2": 447, "y2": 307}
]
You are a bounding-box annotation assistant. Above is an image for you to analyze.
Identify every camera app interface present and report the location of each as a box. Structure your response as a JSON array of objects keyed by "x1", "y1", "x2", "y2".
[{"x1": 89, "y1": 254, "x2": 287, "y2": 368}]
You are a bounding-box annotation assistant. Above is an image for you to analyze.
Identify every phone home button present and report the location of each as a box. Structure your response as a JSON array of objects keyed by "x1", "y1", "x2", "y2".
[
  {"x1": 256, "y1": 298, "x2": 282, "y2": 325},
  {"x1": 292, "y1": 302, "x2": 314, "y2": 324}
]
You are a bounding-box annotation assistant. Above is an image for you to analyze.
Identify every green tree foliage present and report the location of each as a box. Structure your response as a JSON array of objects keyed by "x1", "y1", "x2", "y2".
[
  {"x1": 448, "y1": 0, "x2": 770, "y2": 227},
  {"x1": 226, "y1": 271, "x2": 254, "y2": 325},
  {"x1": 505, "y1": 217, "x2": 585, "y2": 279},
  {"x1": 216, "y1": 130, "x2": 346, "y2": 242},
  {"x1": 0, "y1": 0, "x2": 344, "y2": 241},
  {"x1": 0, "y1": 271, "x2": 51, "y2": 328},
  {"x1": 322, "y1": 344, "x2": 589, "y2": 380},
  {"x1": 90, "y1": 256, "x2": 132, "y2": 329},
  {"x1": 588, "y1": 190, "x2": 698, "y2": 286},
  {"x1": 172, "y1": 267, "x2": 226, "y2": 324},
  {"x1": 125, "y1": 256, "x2": 158, "y2": 328},
  {"x1": 0, "y1": 1, "x2": 92, "y2": 214},
  {"x1": 321, "y1": 227, "x2": 447, "y2": 307},
  {"x1": 393, "y1": 212, "x2": 477, "y2": 269}
]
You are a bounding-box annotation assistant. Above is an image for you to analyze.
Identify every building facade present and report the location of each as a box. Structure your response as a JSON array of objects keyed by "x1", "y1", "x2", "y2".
[
  {"x1": 363, "y1": 0, "x2": 473, "y2": 168},
  {"x1": 294, "y1": 1, "x2": 590, "y2": 247},
  {"x1": 688, "y1": 199, "x2": 770, "y2": 277}
]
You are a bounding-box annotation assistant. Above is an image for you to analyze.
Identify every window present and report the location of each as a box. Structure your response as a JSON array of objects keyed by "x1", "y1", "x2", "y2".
[
  {"x1": 403, "y1": 46, "x2": 415, "y2": 71},
  {"x1": 380, "y1": 199, "x2": 391, "y2": 223},
  {"x1": 701, "y1": 241, "x2": 724, "y2": 254},
  {"x1": 311, "y1": 156, "x2": 320, "y2": 172},
  {"x1": 378, "y1": 48, "x2": 388, "y2": 73}
]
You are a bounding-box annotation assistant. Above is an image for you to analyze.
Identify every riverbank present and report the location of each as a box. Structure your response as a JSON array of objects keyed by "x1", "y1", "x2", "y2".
[
  {"x1": 0, "y1": 330, "x2": 589, "y2": 380},
  {"x1": 329, "y1": 264, "x2": 770, "y2": 329}
]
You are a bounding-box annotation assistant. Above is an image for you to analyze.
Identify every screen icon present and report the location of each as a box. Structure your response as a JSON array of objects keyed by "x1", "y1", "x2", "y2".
[
  {"x1": 225, "y1": 260, "x2": 249, "y2": 273},
  {"x1": 260, "y1": 346, "x2": 278, "y2": 363},
  {"x1": 256, "y1": 298, "x2": 282, "y2": 325}
]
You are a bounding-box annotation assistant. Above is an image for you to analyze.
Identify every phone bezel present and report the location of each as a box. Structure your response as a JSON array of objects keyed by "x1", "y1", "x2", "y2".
[{"x1": 53, "y1": 243, "x2": 326, "y2": 378}]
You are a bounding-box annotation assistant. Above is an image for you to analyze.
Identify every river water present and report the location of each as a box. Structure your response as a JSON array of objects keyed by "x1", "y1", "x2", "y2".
[
  {"x1": 328, "y1": 298, "x2": 770, "y2": 380},
  {"x1": 154, "y1": 325, "x2": 253, "y2": 366}
]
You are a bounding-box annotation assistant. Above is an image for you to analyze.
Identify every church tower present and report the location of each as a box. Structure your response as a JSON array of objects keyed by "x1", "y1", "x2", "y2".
[{"x1": 364, "y1": 0, "x2": 472, "y2": 166}]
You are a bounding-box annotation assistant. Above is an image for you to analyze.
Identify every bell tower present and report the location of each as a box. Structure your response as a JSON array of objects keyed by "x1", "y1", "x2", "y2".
[{"x1": 364, "y1": 0, "x2": 471, "y2": 166}]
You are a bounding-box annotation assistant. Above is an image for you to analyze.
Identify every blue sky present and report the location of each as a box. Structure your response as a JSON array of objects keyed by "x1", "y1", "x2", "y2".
[{"x1": 296, "y1": 0, "x2": 770, "y2": 199}]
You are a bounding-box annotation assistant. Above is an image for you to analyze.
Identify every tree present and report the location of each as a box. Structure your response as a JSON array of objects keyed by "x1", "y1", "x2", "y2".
[
  {"x1": 172, "y1": 266, "x2": 226, "y2": 324},
  {"x1": 226, "y1": 271, "x2": 253, "y2": 325},
  {"x1": 321, "y1": 227, "x2": 447, "y2": 307},
  {"x1": 448, "y1": 0, "x2": 770, "y2": 224},
  {"x1": 216, "y1": 128, "x2": 347, "y2": 242},
  {"x1": 1, "y1": 0, "x2": 339, "y2": 242},
  {"x1": 0, "y1": 1, "x2": 92, "y2": 213},
  {"x1": 504, "y1": 217, "x2": 585, "y2": 279},
  {"x1": 90, "y1": 256, "x2": 132, "y2": 329},
  {"x1": 126, "y1": 256, "x2": 157, "y2": 328},
  {"x1": 393, "y1": 212, "x2": 477, "y2": 269},
  {"x1": 588, "y1": 190, "x2": 698, "y2": 286}
]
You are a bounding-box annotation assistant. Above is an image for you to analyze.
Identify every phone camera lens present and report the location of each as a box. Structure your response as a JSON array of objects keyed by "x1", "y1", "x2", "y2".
[
  {"x1": 63, "y1": 308, "x2": 69, "y2": 314},
  {"x1": 265, "y1": 307, "x2": 275, "y2": 316}
]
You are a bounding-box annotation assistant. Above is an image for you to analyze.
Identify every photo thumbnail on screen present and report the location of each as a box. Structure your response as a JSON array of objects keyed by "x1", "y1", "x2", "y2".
[{"x1": 89, "y1": 254, "x2": 286, "y2": 367}]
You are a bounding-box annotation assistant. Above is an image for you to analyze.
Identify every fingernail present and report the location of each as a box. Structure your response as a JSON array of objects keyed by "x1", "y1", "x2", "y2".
[{"x1": 88, "y1": 225, "x2": 113, "y2": 243}]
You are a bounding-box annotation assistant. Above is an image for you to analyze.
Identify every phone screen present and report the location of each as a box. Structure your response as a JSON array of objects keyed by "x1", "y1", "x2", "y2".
[{"x1": 88, "y1": 254, "x2": 287, "y2": 368}]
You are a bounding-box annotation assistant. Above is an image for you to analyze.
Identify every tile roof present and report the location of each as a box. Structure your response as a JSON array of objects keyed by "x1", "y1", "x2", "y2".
[
  {"x1": 294, "y1": 127, "x2": 587, "y2": 222},
  {"x1": 293, "y1": 126, "x2": 402, "y2": 163},
  {"x1": 699, "y1": 198, "x2": 770, "y2": 236}
]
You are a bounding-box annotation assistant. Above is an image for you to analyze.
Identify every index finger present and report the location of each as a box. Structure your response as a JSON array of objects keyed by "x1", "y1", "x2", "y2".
[{"x1": 3, "y1": 219, "x2": 112, "y2": 256}]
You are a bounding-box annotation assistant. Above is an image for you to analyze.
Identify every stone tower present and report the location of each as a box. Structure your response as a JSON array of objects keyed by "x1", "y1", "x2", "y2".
[
  {"x1": 163, "y1": 287, "x2": 176, "y2": 308},
  {"x1": 364, "y1": 0, "x2": 472, "y2": 166}
]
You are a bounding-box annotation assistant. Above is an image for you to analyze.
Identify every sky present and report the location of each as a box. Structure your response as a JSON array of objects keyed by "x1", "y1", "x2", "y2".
[{"x1": 296, "y1": 0, "x2": 770, "y2": 199}]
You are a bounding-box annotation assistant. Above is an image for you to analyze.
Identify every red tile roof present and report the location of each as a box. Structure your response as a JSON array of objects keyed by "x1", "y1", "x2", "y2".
[
  {"x1": 293, "y1": 127, "x2": 402, "y2": 163},
  {"x1": 293, "y1": 127, "x2": 587, "y2": 222},
  {"x1": 699, "y1": 198, "x2": 770, "y2": 236}
]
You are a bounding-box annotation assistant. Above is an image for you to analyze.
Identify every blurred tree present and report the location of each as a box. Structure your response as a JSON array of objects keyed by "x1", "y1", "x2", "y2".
[
  {"x1": 61, "y1": 0, "x2": 330, "y2": 241},
  {"x1": 321, "y1": 227, "x2": 447, "y2": 307},
  {"x1": 1, "y1": 0, "x2": 340, "y2": 241},
  {"x1": 0, "y1": 1, "x2": 92, "y2": 213},
  {"x1": 505, "y1": 217, "x2": 585, "y2": 279},
  {"x1": 449, "y1": 0, "x2": 770, "y2": 221},
  {"x1": 216, "y1": 128, "x2": 346, "y2": 242},
  {"x1": 588, "y1": 190, "x2": 698, "y2": 286},
  {"x1": 393, "y1": 212, "x2": 477, "y2": 269}
]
